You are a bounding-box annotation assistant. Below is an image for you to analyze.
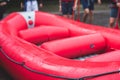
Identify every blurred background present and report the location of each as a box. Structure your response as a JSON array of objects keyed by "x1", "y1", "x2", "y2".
[
  {"x1": 5, "y1": 0, "x2": 110, "y2": 26},
  {"x1": 6, "y1": 0, "x2": 109, "y2": 12}
]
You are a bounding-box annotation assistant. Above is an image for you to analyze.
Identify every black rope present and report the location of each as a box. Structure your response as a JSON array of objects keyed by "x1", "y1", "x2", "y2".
[
  {"x1": 79, "y1": 70, "x2": 120, "y2": 80},
  {"x1": 0, "y1": 48, "x2": 24, "y2": 66},
  {"x1": 0, "y1": 48, "x2": 76, "y2": 80},
  {"x1": 0, "y1": 47, "x2": 120, "y2": 80}
]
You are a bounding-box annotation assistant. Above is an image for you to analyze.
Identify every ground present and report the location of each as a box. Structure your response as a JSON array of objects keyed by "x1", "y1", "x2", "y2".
[
  {"x1": 92, "y1": 10, "x2": 110, "y2": 27},
  {"x1": 75, "y1": 10, "x2": 110, "y2": 27}
]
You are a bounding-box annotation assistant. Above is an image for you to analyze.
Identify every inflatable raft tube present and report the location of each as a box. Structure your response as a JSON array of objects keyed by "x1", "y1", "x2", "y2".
[{"x1": 0, "y1": 11, "x2": 120, "y2": 80}]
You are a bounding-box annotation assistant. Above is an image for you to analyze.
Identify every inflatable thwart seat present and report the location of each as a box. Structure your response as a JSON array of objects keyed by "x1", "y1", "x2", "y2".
[
  {"x1": 40, "y1": 33, "x2": 106, "y2": 58},
  {"x1": 18, "y1": 24, "x2": 106, "y2": 58},
  {"x1": 0, "y1": 11, "x2": 120, "y2": 80},
  {"x1": 19, "y1": 26, "x2": 70, "y2": 44}
]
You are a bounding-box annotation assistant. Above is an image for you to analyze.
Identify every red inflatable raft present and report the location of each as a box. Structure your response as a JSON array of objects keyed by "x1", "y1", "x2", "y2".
[{"x1": 0, "y1": 11, "x2": 120, "y2": 80}]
